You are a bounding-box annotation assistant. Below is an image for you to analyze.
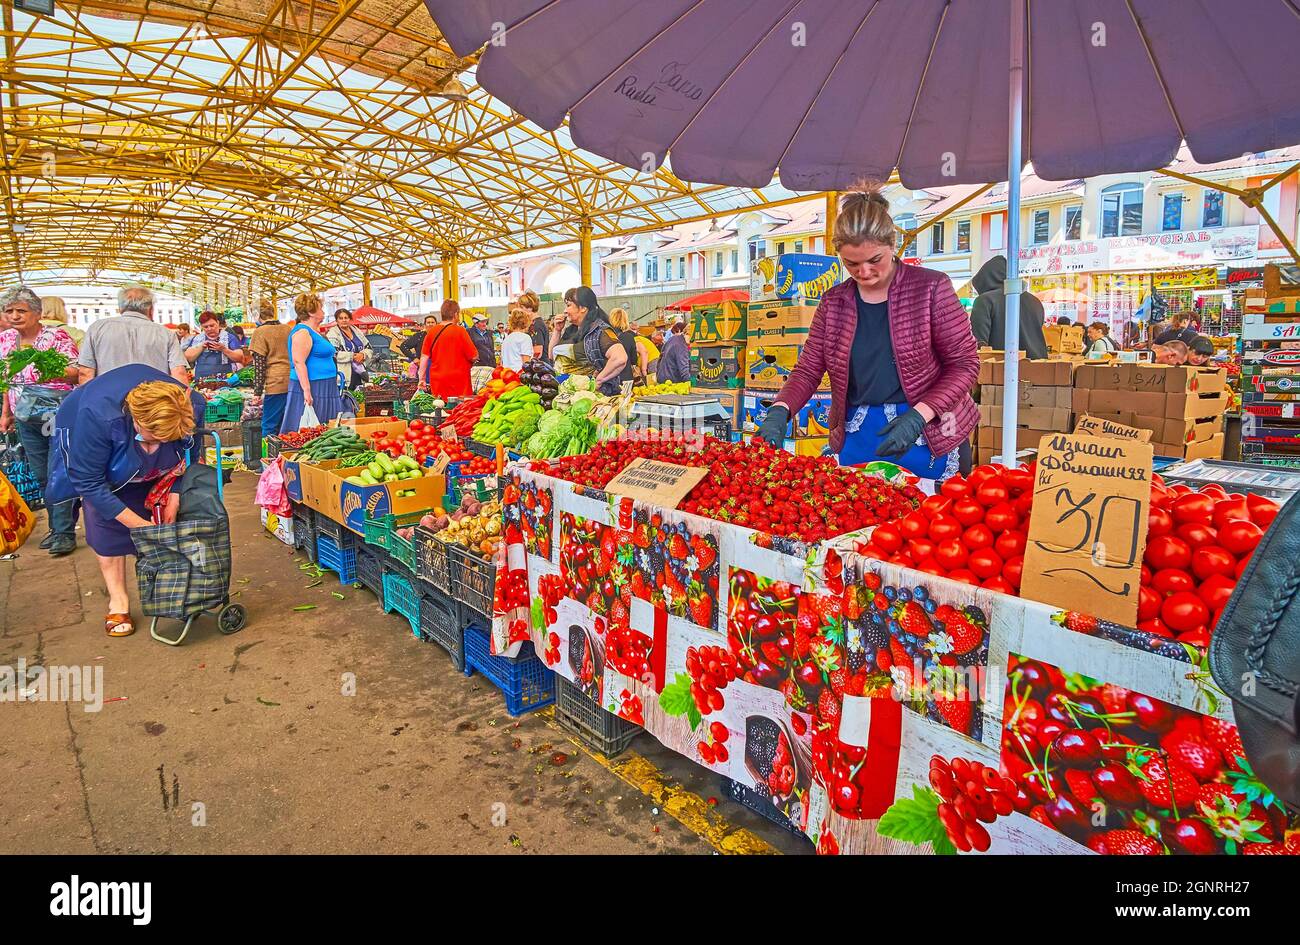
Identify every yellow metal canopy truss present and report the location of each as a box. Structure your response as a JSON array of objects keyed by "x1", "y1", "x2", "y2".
[{"x1": 0, "y1": 1, "x2": 801, "y2": 301}]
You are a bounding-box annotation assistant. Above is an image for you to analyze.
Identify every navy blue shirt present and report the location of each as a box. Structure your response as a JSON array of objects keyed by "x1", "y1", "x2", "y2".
[{"x1": 847, "y1": 293, "x2": 905, "y2": 407}]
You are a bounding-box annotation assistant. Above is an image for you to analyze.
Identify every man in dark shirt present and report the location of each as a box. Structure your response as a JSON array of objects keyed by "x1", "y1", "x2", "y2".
[
  {"x1": 469, "y1": 314, "x2": 497, "y2": 367},
  {"x1": 528, "y1": 315, "x2": 550, "y2": 360},
  {"x1": 400, "y1": 315, "x2": 437, "y2": 362},
  {"x1": 1155, "y1": 314, "x2": 1200, "y2": 347}
]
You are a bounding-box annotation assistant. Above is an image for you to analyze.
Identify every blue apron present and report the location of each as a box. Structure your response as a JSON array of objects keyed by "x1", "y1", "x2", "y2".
[{"x1": 839, "y1": 403, "x2": 959, "y2": 481}]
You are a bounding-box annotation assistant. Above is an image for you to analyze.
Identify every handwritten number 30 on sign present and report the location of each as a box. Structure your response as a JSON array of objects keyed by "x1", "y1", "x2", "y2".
[{"x1": 1032, "y1": 487, "x2": 1142, "y2": 594}]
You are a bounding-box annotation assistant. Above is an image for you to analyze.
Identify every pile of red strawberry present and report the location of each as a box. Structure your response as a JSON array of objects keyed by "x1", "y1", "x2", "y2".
[
  {"x1": 855, "y1": 463, "x2": 1033, "y2": 593},
  {"x1": 546, "y1": 435, "x2": 923, "y2": 542},
  {"x1": 1136, "y1": 480, "x2": 1276, "y2": 647}
]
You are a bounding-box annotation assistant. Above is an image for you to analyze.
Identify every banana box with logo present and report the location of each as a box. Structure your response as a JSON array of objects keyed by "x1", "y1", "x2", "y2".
[
  {"x1": 744, "y1": 343, "x2": 829, "y2": 391},
  {"x1": 690, "y1": 344, "x2": 745, "y2": 389},
  {"x1": 334, "y1": 467, "x2": 446, "y2": 535},
  {"x1": 750, "y1": 253, "x2": 843, "y2": 303},
  {"x1": 260, "y1": 508, "x2": 295, "y2": 547},
  {"x1": 689, "y1": 300, "x2": 747, "y2": 345},
  {"x1": 746, "y1": 299, "x2": 819, "y2": 342}
]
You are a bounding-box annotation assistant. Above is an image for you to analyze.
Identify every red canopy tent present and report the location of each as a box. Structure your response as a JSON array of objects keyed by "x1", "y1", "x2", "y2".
[
  {"x1": 662, "y1": 288, "x2": 748, "y2": 312},
  {"x1": 321, "y1": 304, "x2": 416, "y2": 330}
]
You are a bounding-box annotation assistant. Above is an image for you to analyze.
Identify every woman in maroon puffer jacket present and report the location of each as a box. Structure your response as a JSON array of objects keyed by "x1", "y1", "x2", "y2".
[{"x1": 758, "y1": 184, "x2": 978, "y2": 480}]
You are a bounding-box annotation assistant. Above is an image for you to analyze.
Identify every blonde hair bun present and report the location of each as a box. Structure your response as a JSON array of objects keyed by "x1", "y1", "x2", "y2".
[{"x1": 833, "y1": 179, "x2": 896, "y2": 251}]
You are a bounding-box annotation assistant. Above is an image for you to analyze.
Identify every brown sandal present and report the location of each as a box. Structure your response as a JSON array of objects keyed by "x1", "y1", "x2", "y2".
[{"x1": 106, "y1": 613, "x2": 135, "y2": 637}]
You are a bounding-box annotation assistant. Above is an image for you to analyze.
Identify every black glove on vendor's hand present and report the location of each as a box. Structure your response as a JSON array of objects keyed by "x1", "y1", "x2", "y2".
[
  {"x1": 756, "y1": 405, "x2": 789, "y2": 447},
  {"x1": 875, "y1": 408, "x2": 927, "y2": 458}
]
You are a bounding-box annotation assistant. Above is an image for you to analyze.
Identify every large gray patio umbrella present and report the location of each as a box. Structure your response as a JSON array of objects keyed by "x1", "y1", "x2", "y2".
[{"x1": 425, "y1": 0, "x2": 1300, "y2": 464}]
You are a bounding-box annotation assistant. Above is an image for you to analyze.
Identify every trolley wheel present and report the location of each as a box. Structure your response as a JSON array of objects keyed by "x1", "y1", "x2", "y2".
[{"x1": 217, "y1": 603, "x2": 247, "y2": 635}]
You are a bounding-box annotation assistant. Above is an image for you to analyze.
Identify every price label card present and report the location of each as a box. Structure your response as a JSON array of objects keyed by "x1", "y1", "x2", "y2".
[
  {"x1": 1020, "y1": 433, "x2": 1154, "y2": 626},
  {"x1": 1072, "y1": 413, "x2": 1152, "y2": 443},
  {"x1": 430, "y1": 452, "x2": 452, "y2": 475},
  {"x1": 440, "y1": 424, "x2": 458, "y2": 441},
  {"x1": 604, "y1": 459, "x2": 707, "y2": 509}
]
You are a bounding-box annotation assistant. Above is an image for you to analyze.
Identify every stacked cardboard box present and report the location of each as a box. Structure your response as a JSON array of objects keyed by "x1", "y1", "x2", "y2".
[
  {"x1": 1072, "y1": 363, "x2": 1228, "y2": 460},
  {"x1": 1043, "y1": 324, "x2": 1085, "y2": 356},
  {"x1": 975, "y1": 359, "x2": 1075, "y2": 463},
  {"x1": 1241, "y1": 307, "x2": 1300, "y2": 466},
  {"x1": 689, "y1": 300, "x2": 747, "y2": 389}
]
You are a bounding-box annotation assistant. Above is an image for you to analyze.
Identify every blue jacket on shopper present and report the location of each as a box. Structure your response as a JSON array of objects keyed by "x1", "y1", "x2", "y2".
[{"x1": 46, "y1": 364, "x2": 205, "y2": 519}]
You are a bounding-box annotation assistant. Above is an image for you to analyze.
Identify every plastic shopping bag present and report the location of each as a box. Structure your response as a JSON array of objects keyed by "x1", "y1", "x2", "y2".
[
  {"x1": 0, "y1": 470, "x2": 35, "y2": 553},
  {"x1": 299, "y1": 404, "x2": 320, "y2": 430},
  {"x1": 254, "y1": 457, "x2": 293, "y2": 517}
]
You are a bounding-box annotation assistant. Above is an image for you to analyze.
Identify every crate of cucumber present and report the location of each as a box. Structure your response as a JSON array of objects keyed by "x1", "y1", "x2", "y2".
[{"x1": 344, "y1": 452, "x2": 425, "y2": 495}]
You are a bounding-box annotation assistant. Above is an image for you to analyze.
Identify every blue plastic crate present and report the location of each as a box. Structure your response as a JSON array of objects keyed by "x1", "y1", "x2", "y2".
[
  {"x1": 356, "y1": 545, "x2": 384, "y2": 598},
  {"x1": 462, "y1": 624, "x2": 555, "y2": 716},
  {"x1": 381, "y1": 569, "x2": 421, "y2": 637},
  {"x1": 316, "y1": 534, "x2": 356, "y2": 584}
]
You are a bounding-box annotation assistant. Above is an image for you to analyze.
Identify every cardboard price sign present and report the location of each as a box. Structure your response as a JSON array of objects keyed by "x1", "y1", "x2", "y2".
[
  {"x1": 1072, "y1": 413, "x2": 1152, "y2": 443},
  {"x1": 604, "y1": 459, "x2": 707, "y2": 509},
  {"x1": 1020, "y1": 433, "x2": 1154, "y2": 626},
  {"x1": 440, "y1": 424, "x2": 459, "y2": 441}
]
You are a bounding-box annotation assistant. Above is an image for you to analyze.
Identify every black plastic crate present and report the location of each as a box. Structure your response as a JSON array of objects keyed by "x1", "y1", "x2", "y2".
[
  {"x1": 417, "y1": 591, "x2": 464, "y2": 671},
  {"x1": 291, "y1": 505, "x2": 317, "y2": 562},
  {"x1": 241, "y1": 417, "x2": 263, "y2": 466},
  {"x1": 313, "y1": 514, "x2": 350, "y2": 545},
  {"x1": 448, "y1": 544, "x2": 494, "y2": 620},
  {"x1": 356, "y1": 545, "x2": 385, "y2": 599},
  {"x1": 465, "y1": 437, "x2": 496, "y2": 459},
  {"x1": 720, "y1": 776, "x2": 808, "y2": 839},
  {"x1": 554, "y1": 676, "x2": 641, "y2": 758},
  {"x1": 413, "y1": 525, "x2": 451, "y2": 594}
]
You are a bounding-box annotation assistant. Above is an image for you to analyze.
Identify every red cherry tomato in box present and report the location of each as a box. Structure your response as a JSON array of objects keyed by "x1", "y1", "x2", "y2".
[
  {"x1": 968, "y1": 548, "x2": 1004, "y2": 580},
  {"x1": 921, "y1": 494, "x2": 952, "y2": 517},
  {"x1": 1217, "y1": 519, "x2": 1263, "y2": 557},
  {"x1": 1140, "y1": 564, "x2": 1152, "y2": 586},
  {"x1": 1138, "y1": 585, "x2": 1162, "y2": 621},
  {"x1": 934, "y1": 539, "x2": 969, "y2": 571},
  {"x1": 1176, "y1": 522, "x2": 1218, "y2": 550},
  {"x1": 1235, "y1": 555, "x2": 1252, "y2": 579},
  {"x1": 1168, "y1": 484, "x2": 1192, "y2": 497},
  {"x1": 1211, "y1": 497, "x2": 1250, "y2": 529},
  {"x1": 916, "y1": 559, "x2": 946, "y2": 577},
  {"x1": 1147, "y1": 507, "x2": 1174, "y2": 538},
  {"x1": 1161, "y1": 592, "x2": 1210, "y2": 633},
  {"x1": 908, "y1": 538, "x2": 936, "y2": 562},
  {"x1": 871, "y1": 523, "x2": 903, "y2": 554},
  {"x1": 947, "y1": 569, "x2": 980, "y2": 587},
  {"x1": 940, "y1": 477, "x2": 971, "y2": 499},
  {"x1": 1002, "y1": 555, "x2": 1023, "y2": 589},
  {"x1": 975, "y1": 480, "x2": 1009, "y2": 507},
  {"x1": 984, "y1": 503, "x2": 1020, "y2": 533},
  {"x1": 1152, "y1": 568, "x2": 1195, "y2": 595},
  {"x1": 1200, "y1": 484, "x2": 1227, "y2": 498},
  {"x1": 1197, "y1": 573, "x2": 1237, "y2": 612},
  {"x1": 1171, "y1": 492, "x2": 1214, "y2": 525},
  {"x1": 968, "y1": 466, "x2": 1001, "y2": 488},
  {"x1": 1003, "y1": 467, "x2": 1033, "y2": 494},
  {"x1": 1137, "y1": 618, "x2": 1174, "y2": 638},
  {"x1": 963, "y1": 524, "x2": 995, "y2": 550},
  {"x1": 994, "y1": 529, "x2": 1027, "y2": 560},
  {"x1": 1191, "y1": 546, "x2": 1236, "y2": 581},
  {"x1": 1247, "y1": 494, "x2": 1279, "y2": 529},
  {"x1": 952, "y1": 498, "x2": 985, "y2": 527},
  {"x1": 1014, "y1": 491, "x2": 1034, "y2": 517},
  {"x1": 1144, "y1": 535, "x2": 1191, "y2": 571},
  {"x1": 899, "y1": 511, "x2": 929, "y2": 540},
  {"x1": 981, "y1": 576, "x2": 1015, "y2": 594},
  {"x1": 928, "y1": 514, "x2": 963, "y2": 542}
]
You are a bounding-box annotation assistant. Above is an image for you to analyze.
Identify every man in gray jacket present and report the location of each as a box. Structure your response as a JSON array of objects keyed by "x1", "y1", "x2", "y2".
[{"x1": 968, "y1": 255, "x2": 1048, "y2": 359}]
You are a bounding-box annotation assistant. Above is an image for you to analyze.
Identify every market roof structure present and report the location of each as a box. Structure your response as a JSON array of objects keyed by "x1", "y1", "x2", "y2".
[{"x1": 0, "y1": 1, "x2": 803, "y2": 299}]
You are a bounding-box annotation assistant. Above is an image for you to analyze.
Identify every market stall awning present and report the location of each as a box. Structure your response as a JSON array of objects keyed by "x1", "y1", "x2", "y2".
[
  {"x1": 663, "y1": 289, "x2": 749, "y2": 312},
  {"x1": 349, "y1": 305, "x2": 415, "y2": 327}
]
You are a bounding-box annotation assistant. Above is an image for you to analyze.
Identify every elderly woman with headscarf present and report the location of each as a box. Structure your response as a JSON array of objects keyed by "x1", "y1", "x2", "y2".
[
  {"x1": 550, "y1": 286, "x2": 630, "y2": 395},
  {"x1": 0, "y1": 285, "x2": 81, "y2": 556},
  {"x1": 46, "y1": 365, "x2": 206, "y2": 636}
]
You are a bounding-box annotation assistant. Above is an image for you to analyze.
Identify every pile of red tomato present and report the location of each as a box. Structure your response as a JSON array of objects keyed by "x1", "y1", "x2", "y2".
[
  {"x1": 856, "y1": 464, "x2": 1279, "y2": 646},
  {"x1": 368, "y1": 419, "x2": 466, "y2": 466},
  {"x1": 1139, "y1": 480, "x2": 1275, "y2": 646},
  {"x1": 856, "y1": 463, "x2": 1034, "y2": 595}
]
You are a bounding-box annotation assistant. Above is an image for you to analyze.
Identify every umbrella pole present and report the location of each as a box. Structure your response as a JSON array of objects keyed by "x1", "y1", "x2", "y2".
[{"x1": 1000, "y1": 0, "x2": 1027, "y2": 469}]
